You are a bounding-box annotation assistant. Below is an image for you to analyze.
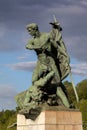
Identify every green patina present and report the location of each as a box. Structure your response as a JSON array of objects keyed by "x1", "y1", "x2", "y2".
[{"x1": 15, "y1": 18, "x2": 72, "y2": 119}]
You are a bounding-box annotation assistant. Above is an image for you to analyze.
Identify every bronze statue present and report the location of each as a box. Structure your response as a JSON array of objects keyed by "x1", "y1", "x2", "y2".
[{"x1": 15, "y1": 17, "x2": 72, "y2": 119}]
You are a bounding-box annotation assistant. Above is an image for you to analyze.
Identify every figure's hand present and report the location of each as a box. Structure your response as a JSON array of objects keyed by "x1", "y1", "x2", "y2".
[{"x1": 49, "y1": 22, "x2": 62, "y2": 31}]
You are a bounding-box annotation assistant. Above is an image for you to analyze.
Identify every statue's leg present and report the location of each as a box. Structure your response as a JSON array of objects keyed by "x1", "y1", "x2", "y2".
[
  {"x1": 48, "y1": 57, "x2": 61, "y2": 83},
  {"x1": 32, "y1": 61, "x2": 40, "y2": 84},
  {"x1": 32, "y1": 61, "x2": 48, "y2": 84},
  {"x1": 56, "y1": 86, "x2": 70, "y2": 108}
]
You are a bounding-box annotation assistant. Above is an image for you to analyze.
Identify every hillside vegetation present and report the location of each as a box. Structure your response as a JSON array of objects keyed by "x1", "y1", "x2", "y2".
[
  {"x1": 64, "y1": 79, "x2": 87, "y2": 130},
  {"x1": 0, "y1": 110, "x2": 17, "y2": 130}
]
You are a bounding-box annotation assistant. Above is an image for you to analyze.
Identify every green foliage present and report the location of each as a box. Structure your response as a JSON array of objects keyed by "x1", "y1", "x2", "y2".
[
  {"x1": 64, "y1": 79, "x2": 87, "y2": 130},
  {"x1": 76, "y1": 79, "x2": 87, "y2": 100},
  {"x1": 79, "y1": 99, "x2": 87, "y2": 130},
  {"x1": 76, "y1": 80, "x2": 87, "y2": 130},
  {"x1": 63, "y1": 81, "x2": 76, "y2": 104},
  {"x1": 79, "y1": 99, "x2": 87, "y2": 121},
  {"x1": 0, "y1": 109, "x2": 17, "y2": 130}
]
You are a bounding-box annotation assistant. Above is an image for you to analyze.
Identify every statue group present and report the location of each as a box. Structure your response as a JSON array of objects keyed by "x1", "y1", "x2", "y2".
[{"x1": 16, "y1": 17, "x2": 72, "y2": 118}]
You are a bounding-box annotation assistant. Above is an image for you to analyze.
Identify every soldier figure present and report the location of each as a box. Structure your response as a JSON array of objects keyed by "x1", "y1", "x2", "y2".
[{"x1": 25, "y1": 20, "x2": 70, "y2": 108}]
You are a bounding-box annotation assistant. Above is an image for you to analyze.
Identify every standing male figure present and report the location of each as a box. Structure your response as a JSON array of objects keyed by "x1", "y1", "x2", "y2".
[{"x1": 25, "y1": 22, "x2": 70, "y2": 108}]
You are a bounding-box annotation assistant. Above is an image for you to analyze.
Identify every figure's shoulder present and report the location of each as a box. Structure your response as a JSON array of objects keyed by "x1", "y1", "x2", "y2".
[
  {"x1": 41, "y1": 32, "x2": 49, "y2": 37},
  {"x1": 40, "y1": 32, "x2": 50, "y2": 40},
  {"x1": 28, "y1": 38, "x2": 34, "y2": 43}
]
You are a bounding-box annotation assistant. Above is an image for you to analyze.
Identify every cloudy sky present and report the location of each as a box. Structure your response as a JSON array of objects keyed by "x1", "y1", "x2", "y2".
[{"x1": 0, "y1": 0, "x2": 87, "y2": 110}]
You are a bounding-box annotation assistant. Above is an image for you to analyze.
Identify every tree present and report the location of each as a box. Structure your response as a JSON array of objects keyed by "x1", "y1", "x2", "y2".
[{"x1": 76, "y1": 80, "x2": 87, "y2": 100}]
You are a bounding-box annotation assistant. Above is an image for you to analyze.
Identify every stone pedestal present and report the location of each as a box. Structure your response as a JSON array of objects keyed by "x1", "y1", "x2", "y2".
[{"x1": 17, "y1": 110, "x2": 83, "y2": 130}]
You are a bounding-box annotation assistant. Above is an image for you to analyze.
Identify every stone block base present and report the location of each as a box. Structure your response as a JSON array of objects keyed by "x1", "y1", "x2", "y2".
[{"x1": 17, "y1": 110, "x2": 83, "y2": 130}]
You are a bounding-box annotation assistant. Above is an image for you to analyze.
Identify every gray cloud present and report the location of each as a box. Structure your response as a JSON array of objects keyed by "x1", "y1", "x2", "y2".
[
  {"x1": 17, "y1": 53, "x2": 33, "y2": 60},
  {"x1": 0, "y1": 85, "x2": 17, "y2": 110},
  {"x1": 0, "y1": 0, "x2": 87, "y2": 61},
  {"x1": 71, "y1": 62, "x2": 87, "y2": 77},
  {"x1": 0, "y1": 85, "x2": 17, "y2": 98},
  {"x1": 8, "y1": 61, "x2": 36, "y2": 71},
  {"x1": 0, "y1": 39, "x2": 21, "y2": 52},
  {"x1": 0, "y1": 23, "x2": 26, "y2": 52},
  {"x1": 8, "y1": 61, "x2": 87, "y2": 77},
  {"x1": 0, "y1": 0, "x2": 87, "y2": 30},
  {"x1": 64, "y1": 36, "x2": 87, "y2": 61}
]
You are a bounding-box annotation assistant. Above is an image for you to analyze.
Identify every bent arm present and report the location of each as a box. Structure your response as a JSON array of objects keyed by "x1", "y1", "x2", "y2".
[
  {"x1": 26, "y1": 39, "x2": 34, "y2": 50},
  {"x1": 26, "y1": 39, "x2": 41, "y2": 50}
]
